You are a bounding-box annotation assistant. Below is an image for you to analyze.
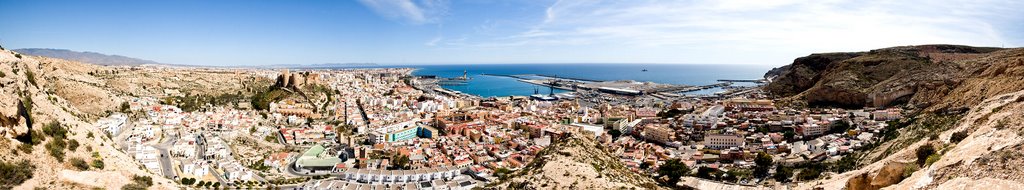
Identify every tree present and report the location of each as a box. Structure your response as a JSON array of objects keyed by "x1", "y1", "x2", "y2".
[
  {"x1": 797, "y1": 167, "x2": 823, "y2": 181},
  {"x1": 724, "y1": 169, "x2": 751, "y2": 182},
  {"x1": 831, "y1": 153, "x2": 859, "y2": 173},
  {"x1": 494, "y1": 168, "x2": 512, "y2": 178},
  {"x1": 754, "y1": 152, "x2": 773, "y2": 178},
  {"x1": 783, "y1": 130, "x2": 796, "y2": 140},
  {"x1": 639, "y1": 161, "x2": 651, "y2": 170},
  {"x1": 608, "y1": 129, "x2": 622, "y2": 138},
  {"x1": 829, "y1": 120, "x2": 851, "y2": 134},
  {"x1": 657, "y1": 159, "x2": 691, "y2": 185},
  {"x1": 696, "y1": 166, "x2": 718, "y2": 180},
  {"x1": 391, "y1": 154, "x2": 411, "y2": 170},
  {"x1": 774, "y1": 165, "x2": 793, "y2": 182}
]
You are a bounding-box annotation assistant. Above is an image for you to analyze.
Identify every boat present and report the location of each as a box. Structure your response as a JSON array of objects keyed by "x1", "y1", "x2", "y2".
[{"x1": 642, "y1": 69, "x2": 648, "y2": 72}]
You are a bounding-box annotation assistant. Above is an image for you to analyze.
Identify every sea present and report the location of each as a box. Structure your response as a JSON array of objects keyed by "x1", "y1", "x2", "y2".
[{"x1": 382, "y1": 63, "x2": 776, "y2": 98}]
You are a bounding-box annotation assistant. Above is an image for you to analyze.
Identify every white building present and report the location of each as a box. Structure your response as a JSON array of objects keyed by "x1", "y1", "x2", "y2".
[
  {"x1": 797, "y1": 123, "x2": 829, "y2": 137},
  {"x1": 703, "y1": 134, "x2": 745, "y2": 149}
]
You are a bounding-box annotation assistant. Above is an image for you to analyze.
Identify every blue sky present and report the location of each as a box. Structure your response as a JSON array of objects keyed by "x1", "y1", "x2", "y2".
[{"x1": 0, "y1": 0, "x2": 1021, "y2": 66}]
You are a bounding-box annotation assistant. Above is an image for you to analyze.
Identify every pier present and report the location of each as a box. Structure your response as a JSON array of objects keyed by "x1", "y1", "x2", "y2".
[
  {"x1": 717, "y1": 79, "x2": 767, "y2": 83},
  {"x1": 479, "y1": 73, "x2": 531, "y2": 80},
  {"x1": 643, "y1": 82, "x2": 731, "y2": 94},
  {"x1": 533, "y1": 74, "x2": 604, "y2": 82}
]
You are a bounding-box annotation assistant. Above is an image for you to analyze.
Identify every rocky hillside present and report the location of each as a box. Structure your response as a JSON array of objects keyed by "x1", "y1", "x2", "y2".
[
  {"x1": 765, "y1": 45, "x2": 1011, "y2": 109},
  {"x1": 489, "y1": 131, "x2": 662, "y2": 189},
  {"x1": 14, "y1": 48, "x2": 162, "y2": 66},
  {"x1": 0, "y1": 47, "x2": 177, "y2": 189},
  {"x1": 802, "y1": 89, "x2": 1024, "y2": 190},
  {"x1": 764, "y1": 45, "x2": 1024, "y2": 190}
]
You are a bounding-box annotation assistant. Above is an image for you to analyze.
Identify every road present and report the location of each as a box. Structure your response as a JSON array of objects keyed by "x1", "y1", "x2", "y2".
[
  {"x1": 153, "y1": 134, "x2": 178, "y2": 179},
  {"x1": 209, "y1": 168, "x2": 230, "y2": 186}
]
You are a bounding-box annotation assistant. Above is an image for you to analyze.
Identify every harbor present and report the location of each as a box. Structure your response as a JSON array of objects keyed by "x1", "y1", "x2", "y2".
[{"x1": 477, "y1": 72, "x2": 762, "y2": 98}]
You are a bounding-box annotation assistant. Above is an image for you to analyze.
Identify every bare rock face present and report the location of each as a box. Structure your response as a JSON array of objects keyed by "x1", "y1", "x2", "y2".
[
  {"x1": 845, "y1": 173, "x2": 872, "y2": 190},
  {"x1": 842, "y1": 161, "x2": 912, "y2": 190},
  {"x1": 868, "y1": 162, "x2": 910, "y2": 188}
]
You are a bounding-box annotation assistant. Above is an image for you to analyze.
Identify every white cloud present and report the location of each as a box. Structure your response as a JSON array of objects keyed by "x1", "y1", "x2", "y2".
[
  {"x1": 458, "y1": 0, "x2": 1023, "y2": 64},
  {"x1": 358, "y1": 0, "x2": 449, "y2": 24}
]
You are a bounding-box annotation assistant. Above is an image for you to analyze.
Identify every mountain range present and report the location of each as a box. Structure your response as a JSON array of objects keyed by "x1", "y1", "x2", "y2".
[{"x1": 13, "y1": 48, "x2": 163, "y2": 66}]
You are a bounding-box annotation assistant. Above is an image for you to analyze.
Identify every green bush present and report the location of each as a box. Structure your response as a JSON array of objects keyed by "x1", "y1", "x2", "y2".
[
  {"x1": 70, "y1": 157, "x2": 90, "y2": 171},
  {"x1": 902, "y1": 164, "x2": 920, "y2": 178},
  {"x1": 132, "y1": 175, "x2": 153, "y2": 186},
  {"x1": 0, "y1": 160, "x2": 36, "y2": 189},
  {"x1": 30, "y1": 130, "x2": 46, "y2": 145},
  {"x1": 916, "y1": 145, "x2": 936, "y2": 166},
  {"x1": 18, "y1": 143, "x2": 33, "y2": 153},
  {"x1": 45, "y1": 138, "x2": 67, "y2": 162},
  {"x1": 121, "y1": 183, "x2": 148, "y2": 190},
  {"x1": 925, "y1": 154, "x2": 942, "y2": 166},
  {"x1": 42, "y1": 121, "x2": 68, "y2": 139},
  {"x1": 264, "y1": 134, "x2": 278, "y2": 143},
  {"x1": 950, "y1": 130, "x2": 968, "y2": 143},
  {"x1": 797, "y1": 167, "x2": 822, "y2": 181},
  {"x1": 773, "y1": 166, "x2": 793, "y2": 182},
  {"x1": 25, "y1": 68, "x2": 36, "y2": 86},
  {"x1": 68, "y1": 139, "x2": 80, "y2": 151},
  {"x1": 91, "y1": 159, "x2": 105, "y2": 169}
]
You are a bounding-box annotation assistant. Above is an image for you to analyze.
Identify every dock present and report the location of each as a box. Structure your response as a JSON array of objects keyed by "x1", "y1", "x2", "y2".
[
  {"x1": 533, "y1": 74, "x2": 604, "y2": 82},
  {"x1": 717, "y1": 79, "x2": 767, "y2": 83},
  {"x1": 643, "y1": 82, "x2": 731, "y2": 94},
  {"x1": 479, "y1": 73, "x2": 531, "y2": 80}
]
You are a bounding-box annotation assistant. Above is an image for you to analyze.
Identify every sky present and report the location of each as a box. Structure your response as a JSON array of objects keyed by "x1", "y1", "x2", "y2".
[{"x1": 0, "y1": 0, "x2": 1021, "y2": 66}]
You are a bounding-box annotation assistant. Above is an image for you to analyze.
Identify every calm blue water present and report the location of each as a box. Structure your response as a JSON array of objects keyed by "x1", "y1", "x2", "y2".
[{"x1": 394, "y1": 64, "x2": 772, "y2": 98}]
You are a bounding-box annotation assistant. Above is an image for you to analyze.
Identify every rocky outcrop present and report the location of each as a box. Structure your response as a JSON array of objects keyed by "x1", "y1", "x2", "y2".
[
  {"x1": 766, "y1": 45, "x2": 1013, "y2": 108},
  {"x1": 0, "y1": 49, "x2": 38, "y2": 138},
  {"x1": 844, "y1": 161, "x2": 914, "y2": 190}
]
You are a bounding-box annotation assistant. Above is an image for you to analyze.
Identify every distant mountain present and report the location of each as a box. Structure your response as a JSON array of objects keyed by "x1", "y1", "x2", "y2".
[{"x1": 13, "y1": 48, "x2": 162, "y2": 66}]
